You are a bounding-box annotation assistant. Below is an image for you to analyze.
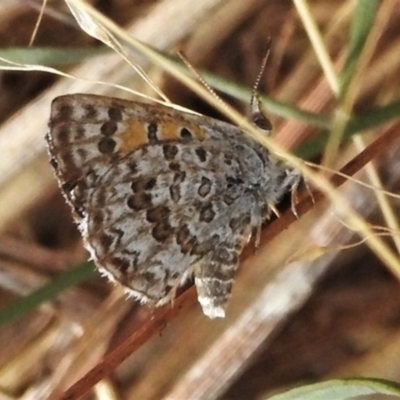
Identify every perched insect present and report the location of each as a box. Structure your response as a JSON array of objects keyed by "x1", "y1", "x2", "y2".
[{"x1": 46, "y1": 94, "x2": 299, "y2": 318}]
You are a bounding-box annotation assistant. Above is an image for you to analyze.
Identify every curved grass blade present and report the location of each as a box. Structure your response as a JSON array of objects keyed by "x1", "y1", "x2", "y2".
[
  {"x1": 267, "y1": 378, "x2": 400, "y2": 400},
  {"x1": 0, "y1": 262, "x2": 96, "y2": 328},
  {"x1": 298, "y1": 97, "x2": 400, "y2": 158}
]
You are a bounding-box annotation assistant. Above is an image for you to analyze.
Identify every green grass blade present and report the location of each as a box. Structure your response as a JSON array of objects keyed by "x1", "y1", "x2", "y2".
[
  {"x1": 345, "y1": 98, "x2": 400, "y2": 134},
  {"x1": 339, "y1": 0, "x2": 379, "y2": 99},
  {"x1": 195, "y1": 69, "x2": 330, "y2": 130},
  {"x1": 267, "y1": 378, "x2": 400, "y2": 400},
  {"x1": 0, "y1": 262, "x2": 96, "y2": 328},
  {"x1": 0, "y1": 46, "x2": 107, "y2": 66},
  {"x1": 297, "y1": 97, "x2": 400, "y2": 158}
]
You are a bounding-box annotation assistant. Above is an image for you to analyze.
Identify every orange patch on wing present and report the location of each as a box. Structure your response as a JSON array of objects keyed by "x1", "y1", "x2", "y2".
[
  {"x1": 119, "y1": 121, "x2": 148, "y2": 153},
  {"x1": 160, "y1": 120, "x2": 207, "y2": 141},
  {"x1": 118, "y1": 118, "x2": 208, "y2": 154}
]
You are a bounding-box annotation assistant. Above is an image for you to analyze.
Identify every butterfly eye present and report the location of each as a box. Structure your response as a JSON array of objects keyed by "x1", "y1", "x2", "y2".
[{"x1": 251, "y1": 111, "x2": 272, "y2": 132}]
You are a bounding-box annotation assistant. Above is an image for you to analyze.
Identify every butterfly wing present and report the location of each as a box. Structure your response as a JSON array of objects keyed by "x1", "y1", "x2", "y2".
[
  {"x1": 47, "y1": 94, "x2": 270, "y2": 318},
  {"x1": 47, "y1": 94, "x2": 209, "y2": 218}
]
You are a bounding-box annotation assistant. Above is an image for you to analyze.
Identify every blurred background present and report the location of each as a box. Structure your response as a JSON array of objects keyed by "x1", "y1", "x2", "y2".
[{"x1": 0, "y1": 1, "x2": 400, "y2": 399}]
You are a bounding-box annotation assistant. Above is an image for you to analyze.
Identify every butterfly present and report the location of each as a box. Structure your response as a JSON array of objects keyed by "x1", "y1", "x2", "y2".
[{"x1": 46, "y1": 94, "x2": 298, "y2": 318}]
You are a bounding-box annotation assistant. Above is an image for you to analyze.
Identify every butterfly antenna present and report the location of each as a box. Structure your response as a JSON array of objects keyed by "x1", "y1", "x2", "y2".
[
  {"x1": 177, "y1": 51, "x2": 232, "y2": 115},
  {"x1": 250, "y1": 37, "x2": 273, "y2": 133}
]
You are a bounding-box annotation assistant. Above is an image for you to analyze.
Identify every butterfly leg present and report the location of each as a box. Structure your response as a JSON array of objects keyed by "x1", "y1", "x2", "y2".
[
  {"x1": 276, "y1": 167, "x2": 302, "y2": 218},
  {"x1": 283, "y1": 167, "x2": 315, "y2": 218}
]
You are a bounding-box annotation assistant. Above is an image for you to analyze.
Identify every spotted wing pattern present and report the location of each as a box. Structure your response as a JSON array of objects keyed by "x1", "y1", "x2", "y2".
[{"x1": 46, "y1": 94, "x2": 293, "y2": 318}]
